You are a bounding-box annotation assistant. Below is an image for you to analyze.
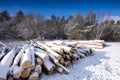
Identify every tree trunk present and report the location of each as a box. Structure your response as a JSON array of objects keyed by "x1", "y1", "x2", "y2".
[
  {"x1": 21, "y1": 47, "x2": 32, "y2": 69},
  {"x1": 29, "y1": 72, "x2": 39, "y2": 80},
  {"x1": 0, "y1": 48, "x2": 16, "y2": 80},
  {"x1": 35, "y1": 65, "x2": 42, "y2": 74},
  {"x1": 21, "y1": 68, "x2": 31, "y2": 78},
  {"x1": 36, "y1": 58, "x2": 42, "y2": 65},
  {"x1": 36, "y1": 41, "x2": 61, "y2": 60},
  {"x1": 29, "y1": 46, "x2": 35, "y2": 70},
  {"x1": 35, "y1": 48, "x2": 56, "y2": 74}
]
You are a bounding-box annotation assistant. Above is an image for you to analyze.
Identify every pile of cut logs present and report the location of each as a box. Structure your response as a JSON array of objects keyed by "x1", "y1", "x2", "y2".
[
  {"x1": 0, "y1": 40, "x2": 105, "y2": 80},
  {"x1": 64, "y1": 40, "x2": 106, "y2": 49}
]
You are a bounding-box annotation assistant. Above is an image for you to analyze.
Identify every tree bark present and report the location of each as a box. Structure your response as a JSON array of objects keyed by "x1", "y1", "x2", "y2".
[
  {"x1": 36, "y1": 41, "x2": 61, "y2": 60},
  {"x1": 29, "y1": 46, "x2": 35, "y2": 70},
  {"x1": 21, "y1": 68, "x2": 31, "y2": 78},
  {"x1": 35, "y1": 65, "x2": 42, "y2": 74},
  {"x1": 21, "y1": 47, "x2": 32, "y2": 69},
  {"x1": 36, "y1": 58, "x2": 42, "y2": 65},
  {"x1": 29, "y1": 72, "x2": 39, "y2": 80},
  {"x1": 35, "y1": 48, "x2": 56, "y2": 74},
  {"x1": 0, "y1": 48, "x2": 16, "y2": 80}
]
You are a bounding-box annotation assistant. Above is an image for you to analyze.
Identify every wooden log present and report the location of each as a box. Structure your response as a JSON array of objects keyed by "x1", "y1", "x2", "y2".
[
  {"x1": 29, "y1": 72, "x2": 39, "y2": 80},
  {"x1": 35, "y1": 48, "x2": 49, "y2": 60},
  {"x1": 91, "y1": 40, "x2": 105, "y2": 46},
  {"x1": 10, "y1": 66, "x2": 23, "y2": 79},
  {"x1": 77, "y1": 49, "x2": 88, "y2": 56},
  {"x1": 0, "y1": 47, "x2": 6, "y2": 60},
  {"x1": 29, "y1": 46, "x2": 35, "y2": 70},
  {"x1": 72, "y1": 54, "x2": 79, "y2": 60},
  {"x1": 9, "y1": 47, "x2": 25, "y2": 75},
  {"x1": 21, "y1": 68, "x2": 31, "y2": 78},
  {"x1": 35, "y1": 48, "x2": 59, "y2": 65},
  {"x1": 77, "y1": 43, "x2": 103, "y2": 49},
  {"x1": 89, "y1": 48, "x2": 94, "y2": 55},
  {"x1": 50, "y1": 46, "x2": 64, "y2": 55},
  {"x1": 57, "y1": 64, "x2": 70, "y2": 74},
  {"x1": 48, "y1": 54, "x2": 59, "y2": 65},
  {"x1": 51, "y1": 41, "x2": 65, "y2": 46},
  {"x1": 78, "y1": 41, "x2": 103, "y2": 46},
  {"x1": 61, "y1": 46, "x2": 71, "y2": 53},
  {"x1": 43, "y1": 60, "x2": 56, "y2": 74},
  {"x1": 51, "y1": 41, "x2": 77, "y2": 53},
  {"x1": 63, "y1": 61, "x2": 71, "y2": 67},
  {"x1": 59, "y1": 58, "x2": 64, "y2": 64},
  {"x1": 36, "y1": 41, "x2": 61, "y2": 60},
  {"x1": 35, "y1": 65, "x2": 42, "y2": 74},
  {"x1": 77, "y1": 52, "x2": 86, "y2": 58},
  {"x1": 21, "y1": 47, "x2": 32, "y2": 69},
  {"x1": 63, "y1": 54, "x2": 71, "y2": 60},
  {"x1": 35, "y1": 48, "x2": 56, "y2": 74},
  {"x1": 56, "y1": 67, "x2": 63, "y2": 73},
  {"x1": 66, "y1": 54, "x2": 71, "y2": 60},
  {"x1": 36, "y1": 58, "x2": 42, "y2": 65},
  {"x1": 0, "y1": 48, "x2": 16, "y2": 80}
]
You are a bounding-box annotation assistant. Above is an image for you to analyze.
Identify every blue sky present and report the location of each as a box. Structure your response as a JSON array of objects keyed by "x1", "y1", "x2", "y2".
[{"x1": 0, "y1": 0, "x2": 120, "y2": 18}]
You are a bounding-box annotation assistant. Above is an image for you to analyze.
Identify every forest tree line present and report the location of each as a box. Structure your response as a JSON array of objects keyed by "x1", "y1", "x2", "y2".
[{"x1": 0, "y1": 10, "x2": 120, "y2": 41}]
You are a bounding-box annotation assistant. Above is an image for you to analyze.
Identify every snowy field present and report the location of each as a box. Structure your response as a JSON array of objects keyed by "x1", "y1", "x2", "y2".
[{"x1": 40, "y1": 42, "x2": 120, "y2": 80}]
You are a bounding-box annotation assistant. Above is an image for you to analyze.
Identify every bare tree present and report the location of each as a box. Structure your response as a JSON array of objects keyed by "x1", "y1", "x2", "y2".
[{"x1": 95, "y1": 10, "x2": 111, "y2": 40}]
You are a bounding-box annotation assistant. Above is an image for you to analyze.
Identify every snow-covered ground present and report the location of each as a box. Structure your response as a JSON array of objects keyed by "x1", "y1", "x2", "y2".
[{"x1": 40, "y1": 42, "x2": 120, "y2": 80}]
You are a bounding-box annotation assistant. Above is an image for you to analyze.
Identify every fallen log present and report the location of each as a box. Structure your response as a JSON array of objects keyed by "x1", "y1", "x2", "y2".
[
  {"x1": 30, "y1": 46, "x2": 35, "y2": 70},
  {"x1": 79, "y1": 44, "x2": 103, "y2": 49},
  {"x1": 63, "y1": 61, "x2": 71, "y2": 67},
  {"x1": 10, "y1": 66, "x2": 23, "y2": 79},
  {"x1": 29, "y1": 72, "x2": 39, "y2": 80},
  {"x1": 21, "y1": 68, "x2": 31, "y2": 78},
  {"x1": 77, "y1": 52, "x2": 86, "y2": 58},
  {"x1": 21, "y1": 47, "x2": 32, "y2": 69},
  {"x1": 9, "y1": 47, "x2": 25, "y2": 79},
  {"x1": 49, "y1": 46, "x2": 64, "y2": 55},
  {"x1": 42, "y1": 60, "x2": 56, "y2": 74},
  {"x1": 0, "y1": 48, "x2": 16, "y2": 80},
  {"x1": 35, "y1": 48, "x2": 59, "y2": 65},
  {"x1": 59, "y1": 58, "x2": 64, "y2": 64},
  {"x1": 35, "y1": 48, "x2": 56, "y2": 74},
  {"x1": 35, "y1": 48, "x2": 49, "y2": 60},
  {"x1": 56, "y1": 67, "x2": 63, "y2": 73},
  {"x1": 36, "y1": 58, "x2": 42, "y2": 65},
  {"x1": 57, "y1": 64, "x2": 70, "y2": 74},
  {"x1": 35, "y1": 65, "x2": 42, "y2": 74},
  {"x1": 72, "y1": 53, "x2": 80, "y2": 60},
  {"x1": 36, "y1": 41, "x2": 61, "y2": 60}
]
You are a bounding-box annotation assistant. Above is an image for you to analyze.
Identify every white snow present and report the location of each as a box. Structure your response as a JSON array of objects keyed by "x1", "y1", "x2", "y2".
[
  {"x1": 104, "y1": 16, "x2": 120, "y2": 24},
  {"x1": 40, "y1": 42, "x2": 120, "y2": 80}
]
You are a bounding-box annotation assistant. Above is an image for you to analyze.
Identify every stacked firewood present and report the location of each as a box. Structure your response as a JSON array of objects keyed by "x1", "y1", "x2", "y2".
[
  {"x1": 62, "y1": 40, "x2": 106, "y2": 49},
  {"x1": 0, "y1": 40, "x2": 96, "y2": 80}
]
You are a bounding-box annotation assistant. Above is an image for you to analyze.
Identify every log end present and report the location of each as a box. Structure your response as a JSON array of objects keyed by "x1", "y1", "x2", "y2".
[
  {"x1": 31, "y1": 65, "x2": 35, "y2": 70},
  {"x1": 0, "y1": 78, "x2": 5, "y2": 80},
  {"x1": 29, "y1": 77, "x2": 38, "y2": 80},
  {"x1": 22, "y1": 61, "x2": 31, "y2": 69},
  {"x1": 21, "y1": 69, "x2": 31, "y2": 78},
  {"x1": 13, "y1": 74, "x2": 21, "y2": 79},
  {"x1": 29, "y1": 72, "x2": 39, "y2": 80}
]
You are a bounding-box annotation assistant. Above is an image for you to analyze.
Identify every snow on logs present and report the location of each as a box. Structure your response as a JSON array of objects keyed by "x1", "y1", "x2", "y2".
[
  {"x1": 0, "y1": 48, "x2": 17, "y2": 80},
  {"x1": 0, "y1": 40, "x2": 101, "y2": 80}
]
